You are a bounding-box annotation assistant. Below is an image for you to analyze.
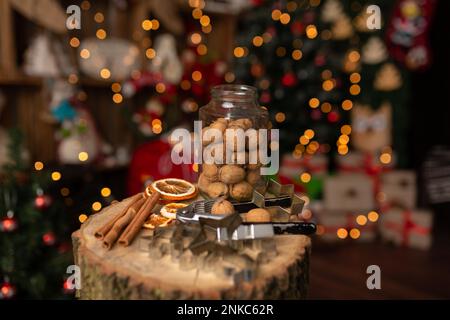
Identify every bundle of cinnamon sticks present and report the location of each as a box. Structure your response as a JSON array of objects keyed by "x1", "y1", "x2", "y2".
[{"x1": 94, "y1": 191, "x2": 160, "y2": 250}]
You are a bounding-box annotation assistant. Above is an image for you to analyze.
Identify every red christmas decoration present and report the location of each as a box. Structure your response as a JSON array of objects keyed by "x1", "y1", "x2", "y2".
[
  {"x1": 281, "y1": 72, "x2": 297, "y2": 87},
  {"x1": 42, "y1": 232, "x2": 56, "y2": 246},
  {"x1": 260, "y1": 91, "x2": 272, "y2": 104},
  {"x1": 290, "y1": 21, "x2": 304, "y2": 36},
  {"x1": 327, "y1": 111, "x2": 340, "y2": 123},
  {"x1": 63, "y1": 278, "x2": 76, "y2": 294},
  {"x1": 1, "y1": 217, "x2": 18, "y2": 232},
  {"x1": 0, "y1": 282, "x2": 16, "y2": 299},
  {"x1": 34, "y1": 194, "x2": 52, "y2": 210}
]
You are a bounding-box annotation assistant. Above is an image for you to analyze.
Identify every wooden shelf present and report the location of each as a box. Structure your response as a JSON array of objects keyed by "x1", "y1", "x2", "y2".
[{"x1": 0, "y1": 74, "x2": 43, "y2": 87}]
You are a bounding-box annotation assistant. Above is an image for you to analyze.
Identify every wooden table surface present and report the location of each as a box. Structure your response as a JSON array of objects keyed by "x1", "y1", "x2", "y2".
[{"x1": 308, "y1": 242, "x2": 450, "y2": 299}]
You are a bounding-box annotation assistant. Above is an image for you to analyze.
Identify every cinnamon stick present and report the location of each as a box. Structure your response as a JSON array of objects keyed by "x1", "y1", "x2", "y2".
[
  {"x1": 94, "y1": 193, "x2": 143, "y2": 240},
  {"x1": 102, "y1": 198, "x2": 146, "y2": 250},
  {"x1": 118, "y1": 191, "x2": 160, "y2": 247}
]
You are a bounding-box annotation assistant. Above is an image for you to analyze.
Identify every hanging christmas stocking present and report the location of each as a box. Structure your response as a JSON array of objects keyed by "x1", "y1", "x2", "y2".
[{"x1": 386, "y1": 0, "x2": 437, "y2": 71}]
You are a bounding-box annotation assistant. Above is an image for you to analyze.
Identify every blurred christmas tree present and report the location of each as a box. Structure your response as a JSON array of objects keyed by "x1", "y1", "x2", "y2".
[
  {"x1": 233, "y1": 0, "x2": 419, "y2": 167},
  {"x1": 0, "y1": 129, "x2": 73, "y2": 299}
]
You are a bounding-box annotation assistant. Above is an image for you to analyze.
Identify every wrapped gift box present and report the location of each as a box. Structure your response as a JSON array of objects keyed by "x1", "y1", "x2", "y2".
[
  {"x1": 380, "y1": 208, "x2": 433, "y2": 250},
  {"x1": 336, "y1": 151, "x2": 396, "y2": 173},
  {"x1": 279, "y1": 154, "x2": 328, "y2": 197},
  {"x1": 380, "y1": 170, "x2": 417, "y2": 209},
  {"x1": 324, "y1": 173, "x2": 375, "y2": 211},
  {"x1": 313, "y1": 207, "x2": 377, "y2": 243}
]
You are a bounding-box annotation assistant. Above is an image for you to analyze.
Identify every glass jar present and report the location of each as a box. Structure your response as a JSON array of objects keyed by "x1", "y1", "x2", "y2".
[{"x1": 198, "y1": 85, "x2": 270, "y2": 201}]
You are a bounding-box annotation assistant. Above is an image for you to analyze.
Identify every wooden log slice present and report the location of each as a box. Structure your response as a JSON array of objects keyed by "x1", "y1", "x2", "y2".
[{"x1": 72, "y1": 197, "x2": 312, "y2": 300}]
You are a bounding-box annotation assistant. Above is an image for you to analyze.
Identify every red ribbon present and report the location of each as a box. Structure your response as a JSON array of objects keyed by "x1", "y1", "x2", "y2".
[
  {"x1": 338, "y1": 152, "x2": 392, "y2": 201},
  {"x1": 383, "y1": 210, "x2": 430, "y2": 246}
]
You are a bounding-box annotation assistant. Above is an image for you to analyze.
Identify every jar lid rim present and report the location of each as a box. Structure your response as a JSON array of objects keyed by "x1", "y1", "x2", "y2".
[{"x1": 211, "y1": 84, "x2": 257, "y2": 97}]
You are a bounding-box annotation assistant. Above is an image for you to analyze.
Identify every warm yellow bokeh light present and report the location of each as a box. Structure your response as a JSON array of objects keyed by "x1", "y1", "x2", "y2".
[
  {"x1": 292, "y1": 49, "x2": 303, "y2": 60},
  {"x1": 348, "y1": 50, "x2": 361, "y2": 62},
  {"x1": 380, "y1": 153, "x2": 392, "y2": 164},
  {"x1": 113, "y1": 93, "x2": 123, "y2": 104},
  {"x1": 342, "y1": 99, "x2": 353, "y2": 110},
  {"x1": 192, "y1": 71, "x2": 202, "y2": 82},
  {"x1": 341, "y1": 125, "x2": 352, "y2": 135},
  {"x1": 111, "y1": 83, "x2": 121, "y2": 93},
  {"x1": 338, "y1": 134, "x2": 350, "y2": 145},
  {"x1": 338, "y1": 145, "x2": 349, "y2": 155},
  {"x1": 92, "y1": 202, "x2": 102, "y2": 212},
  {"x1": 151, "y1": 19, "x2": 160, "y2": 30},
  {"x1": 80, "y1": 49, "x2": 90, "y2": 59},
  {"x1": 155, "y1": 83, "x2": 166, "y2": 93},
  {"x1": 34, "y1": 161, "x2": 44, "y2": 171},
  {"x1": 349, "y1": 228, "x2": 361, "y2": 239},
  {"x1": 101, "y1": 187, "x2": 112, "y2": 198},
  {"x1": 350, "y1": 84, "x2": 361, "y2": 95},
  {"x1": 253, "y1": 36, "x2": 264, "y2": 47},
  {"x1": 146, "y1": 48, "x2": 156, "y2": 59},
  {"x1": 234, "y1": 47, "x2": 245, "y2": 58},
  {"x1": 191, "y1": 32, "x2": 202, "y2": 45},
  {"x1": 368, "y1": 211, "x2": 379, "y2": 222},
  {"x1": 192, "y1": 8, "x2": 203, "y2": 19},
  {"x1": 275, "y1": 112, "x2": 286, "y2": 123},
  {"x1": 280, "y1": 13, "x2": 291, "y2": 24},
  {"x1": 350, "y1": 72, "x2": 361, "y2": 83},
  {"x1": 337, "y1": 228, "x2": 348, "y2": 239},
  {"x1": 100, "y1": 68, "x2": 111, "y2": 79},
  {"x1": 142, "y1": 19, "x2": 152, "y2": 31},
  {"x1": 181, "y1": 80, "x2": 191, "y2": 90},
  {"x1": 309, "y1": 98, "x2": 320, "y2": 108},
  {"x1": 306, "y1": 25, "x2": 318, "y2": 39},
  {"x1": 271, "y1": 9, "x2": 282, "y2": 21},
  {"x1": 197, "y1": 44, "x2": 208, "y2": 55},
  {"x1": 322, "y1": 80, "x2": 334, "y2": 91},
  {"x1": 300, "y1": 172, "x2": 312, "y2": 183},
  {"x1": 78, "y1": 152, "x2": 89, "y2": 162},
  {"x1": 304, "y1": 129, "x2": 315, "y2": 139},
  {"x1": 200, "y1": 15, "x2": 210, "y2": 27},
  {"x1": 356, "y1": 215, "x2": 368, "y2": 226},
  {"x1": 51, "y1": 172, "x2": 62, "y2": 181},
  {"x1": 79, "y1": 214, "x2": 88, "y2": 223},
  {"x1": 69, "y1": 37, "x2": 80, "y2": 48},
  {"x1": 96, "y1": 28, "x2": 107, "y2": 40},
  {"x1": 321, "y1": 102, "x2": 332, "y2": 113},
  {"x1": 299, "y1": 136, "x2": 310, "y2": 145},
  {"x1": 94, "y1": 12, "x2": 104, "y2": 23}
]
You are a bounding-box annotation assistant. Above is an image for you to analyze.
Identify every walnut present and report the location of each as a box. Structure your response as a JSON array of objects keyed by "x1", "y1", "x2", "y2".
[
  {"x1": 202, "y1": 163, "x2": 219, "y2": 180},
  {"x1": 209, "y1": 120, "x2": 227, "y2": 133},
  {"x1": 245, "y1": 208, "x2": 271, "y2": 223},
  {"x1": 228, "y1": 118, "x2": 253, "y2": 130},
  {"x1": 246, "y1": 169, "x2": 261, "y2": 185},
  {"x1": 211, "y1": 198, "x2": 235, "y2": 215},
  {"x1": 230, "y1": 181, "x2": 253, "y2": 201},
  {"x1": 207, "y1": 182, "x2": 229, "y2": 198},
  {"x1": 198, "y1": 173, "x2": 212, "y2": 193},
  {"x1": 219, "y1": 165, "x2": 246, "y2": 184}
]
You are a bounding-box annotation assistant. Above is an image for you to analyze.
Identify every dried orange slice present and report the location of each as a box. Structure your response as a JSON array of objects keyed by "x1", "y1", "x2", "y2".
[
  {"x1": 147, "y1": 178, "x2": 197, "y2": 201},
  {"x1": 143, "y1": 214, "x2": 174, "y2": 229},
  {"x1": 160, "y1": 202, "x2": 188, "y2": 219}
]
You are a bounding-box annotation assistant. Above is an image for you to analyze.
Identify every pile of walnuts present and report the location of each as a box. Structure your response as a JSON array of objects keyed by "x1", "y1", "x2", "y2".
[{"x1": 198, "y1": 117, "x2": 268, "y2": 201}]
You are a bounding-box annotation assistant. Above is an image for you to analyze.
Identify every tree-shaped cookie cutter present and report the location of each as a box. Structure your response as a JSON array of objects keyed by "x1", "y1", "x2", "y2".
[{"x1": 251, "y1": 179, "x2": 305, "y2": 222}]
